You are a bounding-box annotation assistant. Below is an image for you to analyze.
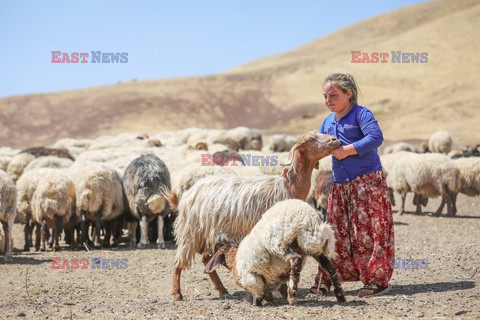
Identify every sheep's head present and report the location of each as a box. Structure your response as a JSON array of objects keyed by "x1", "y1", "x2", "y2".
[{"x1": 282, "y1": 131, "x2": 340, "y2": 170}]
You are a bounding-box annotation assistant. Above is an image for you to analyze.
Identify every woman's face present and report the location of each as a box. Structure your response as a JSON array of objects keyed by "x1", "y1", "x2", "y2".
[{"x1": 323, "y1": 82, "x2": 352, "y2": 116}]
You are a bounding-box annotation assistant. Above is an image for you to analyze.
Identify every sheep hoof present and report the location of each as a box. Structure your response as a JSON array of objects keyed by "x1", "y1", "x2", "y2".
[
  {"x1": 173, "y1": 293, "x2": 183, "y2": 301},
  {"x1": 271, "y1": 290, "x2": 283, "y2": 299},
  {"x1": 137, "y1": 242, "x2": 149, "y2": 249},
  {"x1": 157, "y1": 242, "x2": 166, "y2": 249},
  {"x1": 3, "y1": 255, "x2": 13, "y2": 262},
  {"x1": 288, "y1": 297, "x2": 297, "y2": 306},
  {"x1": 218, "y1": 289, "x2": 230, "y2": 299}
]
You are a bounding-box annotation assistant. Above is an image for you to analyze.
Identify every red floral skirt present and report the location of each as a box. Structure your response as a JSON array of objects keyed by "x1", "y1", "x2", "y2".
[{"x1": 315, "y1": 170, "x2": 395, "y2": 288}]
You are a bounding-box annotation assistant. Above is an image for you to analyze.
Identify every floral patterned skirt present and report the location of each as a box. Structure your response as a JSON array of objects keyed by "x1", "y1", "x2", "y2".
[{"x1": 315, "y1": 169, "x2": 395, "y2": 288}]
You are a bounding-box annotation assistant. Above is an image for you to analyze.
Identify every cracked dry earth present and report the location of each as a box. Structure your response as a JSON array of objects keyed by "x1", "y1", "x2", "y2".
[{"x1": 0, "y1": 193, "x2": 479, "y2": 320}]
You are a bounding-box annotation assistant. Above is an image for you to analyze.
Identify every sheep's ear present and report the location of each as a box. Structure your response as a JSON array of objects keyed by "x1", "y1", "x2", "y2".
[{"x1": 204, "y1": 250, "x2": 225, "y2": 274}]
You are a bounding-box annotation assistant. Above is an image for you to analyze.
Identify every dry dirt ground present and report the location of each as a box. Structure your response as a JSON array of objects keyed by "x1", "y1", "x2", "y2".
[{"x1": 1, "y1": 193, "x2": 479, "y2": 320}]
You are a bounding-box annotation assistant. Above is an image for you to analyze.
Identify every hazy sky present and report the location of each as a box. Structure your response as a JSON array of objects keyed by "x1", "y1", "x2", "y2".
[{"x1": 0, "y1": 0, "x2": 428, "y2": 98}]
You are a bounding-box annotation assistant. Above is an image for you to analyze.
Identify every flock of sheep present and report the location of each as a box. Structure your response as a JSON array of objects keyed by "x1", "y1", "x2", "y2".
[
  {"x1": 311, "y1": 130, "x2": 480, "y2": 218},
  {"x1": 0, "y1": 127, "x2": 479, "y2": 305}
]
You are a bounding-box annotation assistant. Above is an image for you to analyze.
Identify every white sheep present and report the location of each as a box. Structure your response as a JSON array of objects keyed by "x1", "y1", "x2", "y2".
[
  {"x1": 386, "y1": 152, "x2": 460, "y2": 216},
  {"x1": 428, "y1": 130, "x2": 452, "y2": 154},
  {"x1": 227, "y1": 126, "x2": 263, "y2": 151},
  {"x1": 32, "y1": 171, "x2": 77, "y2": 251},
  {"x1": 51, "y1": 137, "x2": 93, "y2": 149},
  {"x1": 74, "y1": 163, "x2": 124, "y2": 248},
  {"x1": 15, "y1": 168, "x2": 55, "y2": 251},
  {"x1": 437, "y1": 157, "x2": 480, "y2": 214},
  {"x1": 205, "y1": 199, "x2": 346, "y2": 306},
  {"x1": 267, "y1": 134, "x2": 297, "y2": 152},
  {"x1": 24, "y1": 156, "x2": 74, "y2": 172},
  {"x1": 166, "y1": 131, "x2": 340, "y2": 301},
  {"x1": 0, "y1": 156, "x2": 11, "y2": 172},
  {"x1": 0, "y1": 170, "x2": 17, "y2": 261},
  {"x1": 383, "y1": 142, "x2": 417, "y2": 154},
  {"x1": 6, "y1": 152, "x2": 35, "y2": 182}
]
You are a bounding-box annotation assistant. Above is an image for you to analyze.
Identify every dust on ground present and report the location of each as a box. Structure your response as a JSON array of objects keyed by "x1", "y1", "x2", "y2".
[{"x1": 1, "y1": 194, "x2": 479, "y2": 320}]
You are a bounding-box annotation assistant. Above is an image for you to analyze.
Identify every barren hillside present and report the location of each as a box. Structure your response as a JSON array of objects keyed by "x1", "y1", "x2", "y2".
[{"x1": 0, "y1": 0, "x2": 479, "y2": 148}]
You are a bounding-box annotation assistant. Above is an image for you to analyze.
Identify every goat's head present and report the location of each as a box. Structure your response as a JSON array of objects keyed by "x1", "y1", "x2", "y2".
[{"x1": 282, "y1": 131, "x2": 340, "y2": 170}]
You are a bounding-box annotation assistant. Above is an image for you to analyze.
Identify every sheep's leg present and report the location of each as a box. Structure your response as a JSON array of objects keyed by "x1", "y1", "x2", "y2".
[
  {"x1": 127, "y1": 221, "x2": 138, "y2": 248},
  {"x1": 40, "y1": 218, "x2": 47, "y2": 251},
  {"x1": 398, "y1": 192, "x2": 406, "y2": 215},
  {"x1": 156, "y1": 215, "x2": 165, "y2": 249},
  {"x1": 80, "y1": 210, "x2": 89, "y2": 247},
  {"x1": 201, "y1": 253, "x2": 230, "y2": 298},
  {"x1": 388, "y1": 188, "x2": 396, "y2": 206},
  {"x1": 451, "y1": 192, "x2": 458, "y2": 216},
  {"x1": 172, "y1": 266, "x2": 184, "y2": 301},
  {"x1": 413, "y1": 194, "x2": 422, "y2": 214},
  {"x1": 109, "y1": 217, "x2": 120, "y2": 247},
  {"x1": 103, "y1": 219, "x2": 112, "y2": 247},
  {"x1": 434, "y1": 194, "x2": 447, "y2": 216},
  {"x1": 66, "y1": 226, "x2": 76, "y2": 249},
  {"x1": 28, "y1": 219, "x2": 34, "y2": 247},
  {"x1": 52, "y1": 215, "x2": 62, "y2": 252},
  {"x1": 287, "y1": 252, "x2": 303, "y2": 305},
  {"x1": 23, "y1": 222, "x2": 31, "y2": 251},
  {"x1": 47, "y1": 227, "x2": 53, "y2": 249},
  {"x1": 138, "y1": 215, "x2": 150, "y2": 249},
  {"x1": 2, "y1": 220, "x2": 13, "y2": 261},
  {"x1": 316, "y1": 254, "x2": 346, "y2": 303},
  {"x1": 94, "y1": 211, "x2": 102, "y2": 248},
  {"x1": 35, "y1": 222, "x2": 41, "y2": 251},
  {"x1": 445, "y1": 191, "x2": 456, "y2": 217}
]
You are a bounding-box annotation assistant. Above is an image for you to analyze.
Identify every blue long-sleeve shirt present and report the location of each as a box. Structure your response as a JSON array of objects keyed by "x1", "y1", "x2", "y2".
[{"x1": 320, "y1": 104, "x2": 383, "y2": 183}]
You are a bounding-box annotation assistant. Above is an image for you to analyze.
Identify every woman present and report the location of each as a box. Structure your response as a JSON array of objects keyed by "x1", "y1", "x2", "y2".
[{"x1": 311, "y1": 73, "x2": 394, "y2": 298}]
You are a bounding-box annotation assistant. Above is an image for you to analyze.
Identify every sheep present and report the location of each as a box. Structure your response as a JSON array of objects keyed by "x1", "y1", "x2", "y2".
[
  {"x1": 20, "y1": 146, "x2": 75, "y2": 161},
  {"x1": 123, "y1": 154, "x2": 172, "y2": 249},
  {"x1": 167, "y1": 131, "x2": 340, "y2": 301},
  {"x1": 88, "y1": 132, "x2": 148, "y2": 150},
  {"x1": 267, "y1": 134, "x2": 297, "y2": 152},
  {"x1": 0, "y1": 156, "x2": 11, "y2": 172},
  {"x1": 51, "y1": 137, "x2": 93, "y2": 149},
  {"x1": 74, "y1": 163, "x2": 125, "y2": 248},
  {"x1": 382, "y1": 142, "x2": 417, "y2": 154},
  {"x1": 0, "y1": 170, "x2": 17, "y2": 261},
  {"x1": 449, "y1": 146, "x2": 480, "y2": 159},
  {"x1": 6, "y1": 152, "x2": 36, "y2": 182},
  {"x1": 173, "y1": 165, "x2": 228, "y2": 199},
  {"x1": 311, "y1": 170, "x2": 333, "y2": 215},
  {"x1": 24, "y1": 156, "x2": 74, "y2": 172},
  {"x1": 31, "y1": 171, "x2": 77, "y2": 251},
  {"x1": 386, "y1": 152, "x2": 460, "y2": 216},
  {"x1": 204, "y1": 199, "x2": 346, "y2": 306},
  {"x1": 428, "y1": 130, "x2": 452, "y2": 154},
  {"x1": 15, "y1": 168, "x2": 55, "y2": 251},
  {"x1": 437, "y1": 157, "x2": 480, "y2": 214},
  {"x1": 227, "y1": 126, "x2": 263, "y2": 151}
]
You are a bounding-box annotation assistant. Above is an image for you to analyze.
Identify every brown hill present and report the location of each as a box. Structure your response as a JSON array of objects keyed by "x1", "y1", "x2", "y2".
[{"x1": 1, "y1": 0, "x2": 479, "y2": 149}]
